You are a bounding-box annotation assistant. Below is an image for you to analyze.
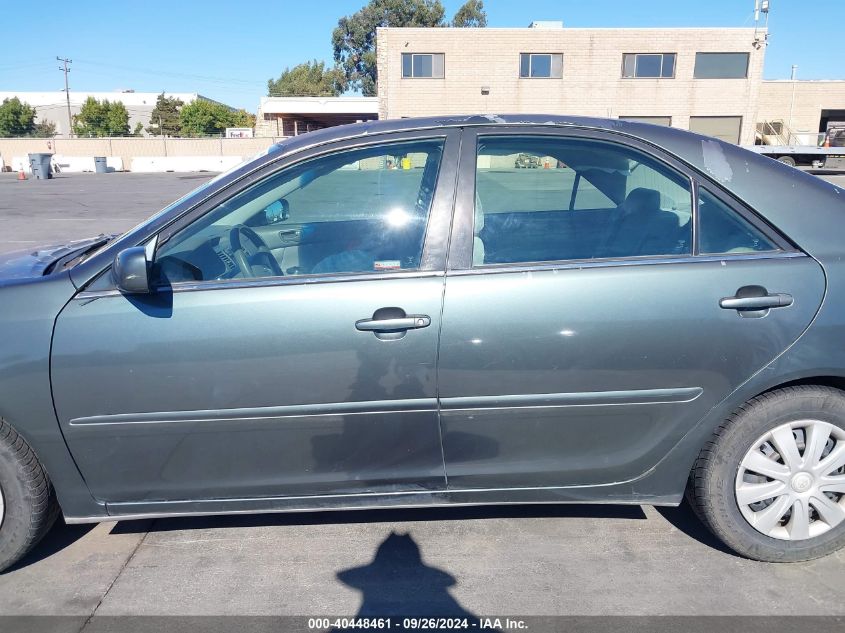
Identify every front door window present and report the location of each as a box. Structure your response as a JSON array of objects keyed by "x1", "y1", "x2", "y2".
[{"x1": 155, "y1": 139, "x2": 445, "y2": 283}]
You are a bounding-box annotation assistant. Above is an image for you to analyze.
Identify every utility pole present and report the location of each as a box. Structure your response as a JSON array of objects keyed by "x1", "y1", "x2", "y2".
[
  {"x1": 57, "y1": 57, "x2": 73, "y2": 137},
  {"x1": 788, "y1": 64, "x2": 798, "y2": 143}
]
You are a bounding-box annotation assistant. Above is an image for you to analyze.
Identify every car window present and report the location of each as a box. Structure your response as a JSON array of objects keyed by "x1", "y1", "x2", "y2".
[
  {"x1": 473, "y1": 136, "x2": 692, "y2": 266},
  {"x1": 155, "y1": 139, "x2": 444, "y2": 283},
  {"x1": 698, "y1": 187, "x2": 778, "y2": 254}
]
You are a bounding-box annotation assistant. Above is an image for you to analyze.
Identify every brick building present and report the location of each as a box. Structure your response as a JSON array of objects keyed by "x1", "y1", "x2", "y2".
[{"x1": 376, "y1": 22, "x2": 845, "y2": 146}]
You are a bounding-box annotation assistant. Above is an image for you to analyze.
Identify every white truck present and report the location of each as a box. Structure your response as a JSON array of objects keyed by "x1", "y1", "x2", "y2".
[{"x1": 748, "y1": 122, "x2": 845, "y2": 170}]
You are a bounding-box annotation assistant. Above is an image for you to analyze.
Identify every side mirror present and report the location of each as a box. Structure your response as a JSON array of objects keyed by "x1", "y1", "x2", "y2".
[
  {"x1": 113, "y1": 247, "x2": 151, "y2": 294},
  {"x1": 264, "y1": 199, "x2": 290, "y2": 224}
]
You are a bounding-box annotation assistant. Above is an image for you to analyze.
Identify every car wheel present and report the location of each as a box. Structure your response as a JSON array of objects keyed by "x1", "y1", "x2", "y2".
[
  {"x1": 777, "y1": 156, "x2": 797, "y2": 167},
  {"x1": 0, "y1": 419, "x2": 59, "y2": 572},
  {"x1": 689, "y1": 386, "x2": 845, "y2": 562}
]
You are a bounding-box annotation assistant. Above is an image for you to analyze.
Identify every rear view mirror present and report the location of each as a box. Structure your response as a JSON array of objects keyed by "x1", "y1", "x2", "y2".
[
  {"x1": 113, "y1": 247, "x2": 151, "y2": 294},
  {"x1": 264, "y1": 199, "x2": 290, "y2": 224}
]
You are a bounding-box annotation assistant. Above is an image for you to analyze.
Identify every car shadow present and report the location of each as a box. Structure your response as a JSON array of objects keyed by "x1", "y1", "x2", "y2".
[
  {"x1": 654, "y1": 500, "x2": 739, "y2": 557},
  {"x1": 10, "y1": 502, "x2": 741, "y2": 575},
  {"x1": 2, "y1": 519, "x2": 96, "y2": 573},
  {"x1": 110, "y1": 503, "x2": 648, "y2": 534}
]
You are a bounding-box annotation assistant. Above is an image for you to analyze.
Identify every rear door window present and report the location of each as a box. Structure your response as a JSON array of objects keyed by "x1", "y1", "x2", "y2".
[
  {"x1": 473, "y1": 136, "x2": 692, "y2": 266},
  {"x1": 698, "y1": 187, "x2": 779, "y2": 254}
]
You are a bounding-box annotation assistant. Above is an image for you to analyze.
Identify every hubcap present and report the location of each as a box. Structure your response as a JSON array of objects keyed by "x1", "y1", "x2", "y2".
[
  {"x1": 735, "y1": 419, "x2": 845, "y2": 541},
  {"x1": 0, "y1": 484, "x2": 4, "y2": 529}
]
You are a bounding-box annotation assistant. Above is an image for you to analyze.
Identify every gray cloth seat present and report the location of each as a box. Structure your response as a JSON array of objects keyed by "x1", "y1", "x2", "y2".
[{"x1": 600, "y1": 187, "x2": 681, "y2": 258}]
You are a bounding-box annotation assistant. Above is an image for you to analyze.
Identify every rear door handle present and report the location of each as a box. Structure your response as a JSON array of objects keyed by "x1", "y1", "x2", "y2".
[
  {"x1": 355, "y1": 315, "x2": 431, "y2": 332},
  {"x1": 720, "y1": 291, "x2": 793, "y2": 311}
]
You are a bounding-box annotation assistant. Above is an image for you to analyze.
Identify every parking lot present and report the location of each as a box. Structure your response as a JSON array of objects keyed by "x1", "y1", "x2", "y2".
[{"x1": 0, "y1": 171, "x2": 844, "y2": 624}]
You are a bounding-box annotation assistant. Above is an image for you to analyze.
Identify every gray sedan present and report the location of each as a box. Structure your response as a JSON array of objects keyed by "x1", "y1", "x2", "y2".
[{"x1": 1, "y1": 115, "x2": 844, "y2": 569}]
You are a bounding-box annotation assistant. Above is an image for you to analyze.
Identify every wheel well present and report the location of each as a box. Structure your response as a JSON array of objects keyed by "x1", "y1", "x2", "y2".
[{"x1": 759, "y1": 376, "x2": 845, "y2": 396}]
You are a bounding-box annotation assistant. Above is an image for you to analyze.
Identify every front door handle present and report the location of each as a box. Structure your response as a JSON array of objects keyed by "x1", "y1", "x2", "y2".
[
  {"x1": 719, "y1": 295, "x2": 793, "y2": 310},
  {"x1": 355, "y1": 315, "x2": 431, "y2": 332},
  {"x1": 720, "y1": 286, "x2": 793, "y2": 313}
]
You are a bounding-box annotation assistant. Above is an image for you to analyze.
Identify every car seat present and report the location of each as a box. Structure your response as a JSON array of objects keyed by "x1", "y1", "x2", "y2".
[{"x1": 600, "y1": 187, "x2": 681, "y2": 258}]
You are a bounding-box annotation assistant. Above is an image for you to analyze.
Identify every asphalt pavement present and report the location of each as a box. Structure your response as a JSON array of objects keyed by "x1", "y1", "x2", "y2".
[{"x1": 0, "y1": 171, "x2": 844, "y2": 625}]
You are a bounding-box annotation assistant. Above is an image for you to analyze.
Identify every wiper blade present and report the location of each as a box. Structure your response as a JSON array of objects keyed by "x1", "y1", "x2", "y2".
[{"x1": 43, "y1": 235, "x2": 114, "y2": 275}]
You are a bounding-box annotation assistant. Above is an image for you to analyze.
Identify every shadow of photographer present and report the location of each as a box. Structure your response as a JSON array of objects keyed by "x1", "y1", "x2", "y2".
[{"x1": 332, "y1": 531, "x2": 497, "y2": 633}]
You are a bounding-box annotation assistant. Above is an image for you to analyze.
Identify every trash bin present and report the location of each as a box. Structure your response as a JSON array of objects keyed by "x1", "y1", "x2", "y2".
[
  {"x1": 27, "y1": 153, "x2": 53, "y2": 180},
  {"x1": 93, "y1": 156, "x2": 108, "y2": 173}
]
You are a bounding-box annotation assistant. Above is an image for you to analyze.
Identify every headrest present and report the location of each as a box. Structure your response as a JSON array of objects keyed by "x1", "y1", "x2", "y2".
[
  {"x1": 623, "y1": 188, "x2": 661, "y2": 215},
  {"x1": 474, "y1": 191, "x2": 485, "y2": 235}
]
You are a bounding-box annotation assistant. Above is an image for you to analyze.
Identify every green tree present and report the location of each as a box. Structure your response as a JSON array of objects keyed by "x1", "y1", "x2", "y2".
[
  {"x1": 32, "y1": 120, "x2": 57, "y2": 138},
  {"x1": 452, "y1": 0, "x2": 486, "y2": 27},
  {"x1": 332, "y1": 0, "x2": 446, "y2": 96},
  {"x1": 268, "y1": 60, "x2": 346, "y2": 97},
  {"x1": 105, "y1": 101, "x2": 130, "y2": 136},
  {"x1": 229, "y1": 109, "x2": 256, "y2": 128},
  {"x1": 72, "y1": 97, "x2": 130, "y2": 137},
  {"x1": 179, "y1": 99, "x2": 255, "y2": 136},
  {"x1": 146, "y1": 93, "x2": 183, "y2": 136},
  {"x1": 0, "y1": 97, "x2": 37, "y2": 137}
]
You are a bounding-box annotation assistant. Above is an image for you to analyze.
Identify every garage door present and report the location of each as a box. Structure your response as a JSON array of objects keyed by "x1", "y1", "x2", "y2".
[{"x1": 689, "y1": 116, "x2": 742, "y2": 144}]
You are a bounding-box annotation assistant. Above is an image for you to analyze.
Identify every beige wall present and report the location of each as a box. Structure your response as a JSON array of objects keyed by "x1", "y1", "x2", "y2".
[
  {"x1": 377, "y1": 27, "x2": 766, "y2": 145},
  {"x1": 758, "y1": 80, "x2": 845, "y2": 134},
  {"x1": 0, "y1": 137, "x2": 283, "y2": 170}
]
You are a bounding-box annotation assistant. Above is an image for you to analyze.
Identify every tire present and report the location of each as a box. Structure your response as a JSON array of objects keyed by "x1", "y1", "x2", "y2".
[
  {"x1": 776, "y1": 155, "x2": 797, "y2": 167},
  {"x1": 0, "y1": 419, "x2": 59, "y2": 572},
  {"x1": 689, "y1": 386, "x2": 845, "y2": 562}
]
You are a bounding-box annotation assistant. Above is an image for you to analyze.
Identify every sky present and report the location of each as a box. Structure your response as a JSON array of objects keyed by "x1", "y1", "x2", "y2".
[{"x1": 0, "y1": 0, "x2": 839, "y2": 111}]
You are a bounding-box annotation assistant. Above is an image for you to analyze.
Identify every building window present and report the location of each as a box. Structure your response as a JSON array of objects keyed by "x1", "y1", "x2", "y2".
[
  {"x1": 693, "y1": 53, "x2": 749, "y2": 79},
  {"x1": 622, "y1": 53, "x2": 676, "y2": 78},
  {"x1": 519, "y1": 53, "x2": 563, "y2": 78},
  {"x1": 401, "y1": 53, "x2": 445, "y2": 78},
  {"x1": 619, "y1": 116, "x2": 672, "y2": 126},
  {"x1": 689, "y1": 116, "x2": 743, "y2": 144}
]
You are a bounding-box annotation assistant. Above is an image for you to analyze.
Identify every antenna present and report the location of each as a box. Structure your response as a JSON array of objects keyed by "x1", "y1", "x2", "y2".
[{"x1": 753, "y1": 0, "x2": 770, "y2": 49}]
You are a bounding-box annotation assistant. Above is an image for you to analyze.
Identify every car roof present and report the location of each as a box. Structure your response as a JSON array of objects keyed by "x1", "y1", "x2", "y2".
[{"x1": 271, "y1": 114, "x2": 684, "y2": 154}]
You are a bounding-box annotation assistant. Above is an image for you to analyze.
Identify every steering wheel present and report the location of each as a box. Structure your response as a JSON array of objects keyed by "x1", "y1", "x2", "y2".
[{"x1": 222, "y1": 225, "x2": 284, "y2": 278}]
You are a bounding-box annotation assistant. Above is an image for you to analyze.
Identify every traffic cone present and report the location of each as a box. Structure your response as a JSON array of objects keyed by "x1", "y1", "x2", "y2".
[
  {"x1": 823, "y1": 136, "x2": 830, "y2": 148},
  {"x1": 17, "y1": 169, "x2": 26, "y2": 181}
]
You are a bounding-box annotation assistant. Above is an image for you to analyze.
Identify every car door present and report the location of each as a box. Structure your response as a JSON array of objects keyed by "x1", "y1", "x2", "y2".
[
  {"x1": 437, "y1": 127, "x2": 826, "y2": 490},
  {"x1": 50, "y1": 130, "x2": 459, "y2": 503}
]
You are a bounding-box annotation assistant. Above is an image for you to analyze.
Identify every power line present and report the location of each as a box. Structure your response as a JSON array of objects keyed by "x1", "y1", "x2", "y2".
[{"x1": 73, "y1": 58, "x2": 264, "y2": 87}]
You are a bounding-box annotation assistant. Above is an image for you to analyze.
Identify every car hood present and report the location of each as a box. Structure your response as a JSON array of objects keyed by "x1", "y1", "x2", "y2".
[{"x1": 0, "y1": 235, "x2": 113, "y2": 281}]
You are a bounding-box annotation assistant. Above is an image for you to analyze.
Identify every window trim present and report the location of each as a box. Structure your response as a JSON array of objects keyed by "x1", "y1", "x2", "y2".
[
  {"x1": 519, "y1": 53, "x2": 563, "y2": 79},
  {"x1": 693, "y1": 52, "x2": 750, "y2": 79},
  {"x1": 445, "y1": 251, "x2": 806, "y2": 278},
  {"x1": 401, "y1": 53, "x2": 445, "y2": 79},
  {"x1": 447, "y1": 126, "x2": 798, "y2": 272},
  {"x1": 621, "y1": 53, "x2": 676, "y2": 79}
]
